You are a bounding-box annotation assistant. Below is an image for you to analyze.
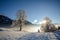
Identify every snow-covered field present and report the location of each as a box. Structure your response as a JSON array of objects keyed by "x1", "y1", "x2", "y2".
[
  {"x1": 0, "y1": 25, "x2": 60, "y2": 40},
  {"x1": 0, "y1": 29, "x2": 60, "y2": 40}
]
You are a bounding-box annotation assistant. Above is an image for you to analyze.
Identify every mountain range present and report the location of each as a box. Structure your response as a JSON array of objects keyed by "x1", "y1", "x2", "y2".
[{"x1": 0, "y1": 15, "x2": 32, "y2": 27}]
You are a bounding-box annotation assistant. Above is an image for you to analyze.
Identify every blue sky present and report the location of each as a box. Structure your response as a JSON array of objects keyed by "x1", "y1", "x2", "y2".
[{"x1": 0, "y1": 0, "x2": 60, "y2": 24}]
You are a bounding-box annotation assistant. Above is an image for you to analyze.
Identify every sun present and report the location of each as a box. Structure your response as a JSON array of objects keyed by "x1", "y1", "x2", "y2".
[{"x1": 33, "y1": 20, "x2": 38, "y2": 24}]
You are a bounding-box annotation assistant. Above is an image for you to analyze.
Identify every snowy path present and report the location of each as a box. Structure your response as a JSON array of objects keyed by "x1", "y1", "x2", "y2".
[{"x1": 0, "y1": 31, "x2": 60, "y2": 40}]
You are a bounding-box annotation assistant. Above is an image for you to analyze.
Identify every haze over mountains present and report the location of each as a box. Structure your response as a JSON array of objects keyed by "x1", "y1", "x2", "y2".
[{"x1": 0, "y1": 15, "x2": 32, "y2": 27}]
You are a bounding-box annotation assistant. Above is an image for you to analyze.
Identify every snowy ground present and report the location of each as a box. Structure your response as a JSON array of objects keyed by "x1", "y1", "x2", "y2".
[{"x1": 0, "y1": 30, "x2": 60, "y2": 40}]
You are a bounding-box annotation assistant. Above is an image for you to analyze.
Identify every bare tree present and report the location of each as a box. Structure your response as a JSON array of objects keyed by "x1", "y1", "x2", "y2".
[{"x1": 16, "y1": 9, "x2": 27, "y2": 31}]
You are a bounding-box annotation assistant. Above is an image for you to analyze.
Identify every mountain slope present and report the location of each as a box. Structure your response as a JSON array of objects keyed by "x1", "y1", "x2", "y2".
[
  {"x1": 0, "y1": 15, "x2": 32, "y2": 27},
  {"x1": 0, "y1": 15, "x2": 12, "y2": 27}
]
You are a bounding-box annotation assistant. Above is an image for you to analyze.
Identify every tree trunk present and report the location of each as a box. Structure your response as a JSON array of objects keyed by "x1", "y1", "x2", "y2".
[
  {"x1": 19, "y1": 22, "x2": 24, "y2": 31},
  {"x1": 20, "y1": 25, "x2": 22, "y2": 31}
]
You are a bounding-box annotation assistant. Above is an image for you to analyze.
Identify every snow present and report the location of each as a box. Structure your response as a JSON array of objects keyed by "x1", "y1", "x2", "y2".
[
  {"x1": 0, "y1": 30, "x2": 60, "y2": 40},
  {"x1": 54, "y1": 30, "x2": 60, "y2": 39}
]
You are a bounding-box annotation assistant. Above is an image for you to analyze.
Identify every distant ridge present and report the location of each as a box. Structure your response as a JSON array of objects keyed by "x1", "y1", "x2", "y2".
[
  {"x1": 0, "y1": 15, "x2": 13, "y2": 27},
  {"x1": 0, "y1": 15, "x2": 12, "y2": 25},
  {"x1": 0, "y1": 15, "x2": 32, "y2": 27}
]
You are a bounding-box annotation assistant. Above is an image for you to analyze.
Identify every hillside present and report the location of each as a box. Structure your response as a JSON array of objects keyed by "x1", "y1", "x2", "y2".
[{"x1": 0, "y1": 15, "x2": 32, "y2": 27}]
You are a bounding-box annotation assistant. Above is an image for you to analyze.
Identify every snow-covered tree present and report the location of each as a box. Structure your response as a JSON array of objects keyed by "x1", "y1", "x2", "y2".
[
  {"x1": 40, "y1": 17, "x2": 56, "y2": 32},
  {"x1": 16, "y1": 9, "x2": 27, "y2": 31}
]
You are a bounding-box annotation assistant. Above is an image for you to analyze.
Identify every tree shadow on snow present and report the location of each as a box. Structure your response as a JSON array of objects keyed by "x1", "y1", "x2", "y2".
[{"x1": 54, "y1": 30, "x2": 60, "y2": 40}]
